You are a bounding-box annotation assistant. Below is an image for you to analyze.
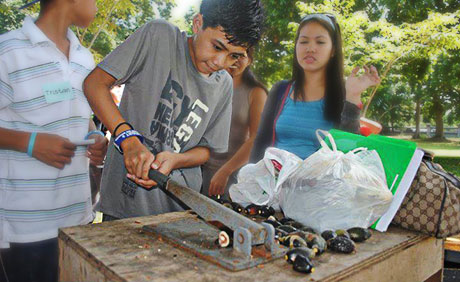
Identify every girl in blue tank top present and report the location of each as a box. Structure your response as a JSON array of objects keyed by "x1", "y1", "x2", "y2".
[{"x1": 252, "y1": 14, "x2": 381, "y2": 162}]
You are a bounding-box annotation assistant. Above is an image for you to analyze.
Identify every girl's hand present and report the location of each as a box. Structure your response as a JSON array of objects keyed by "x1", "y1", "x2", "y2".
[
  {"x1": 345, "y1": 65, "x2": 381, "y2": 105},
  {"x1": 208, "y1": 167, "x2": 231, "y2": 196}
]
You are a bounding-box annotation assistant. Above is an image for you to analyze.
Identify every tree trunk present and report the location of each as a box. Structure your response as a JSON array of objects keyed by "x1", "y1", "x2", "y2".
[
  {"x1": 433, "y1": 95, "x2": 445, "y2": 139},
  {"x1": 413, "y1": 97, "x2": 421, "y2": 139}
]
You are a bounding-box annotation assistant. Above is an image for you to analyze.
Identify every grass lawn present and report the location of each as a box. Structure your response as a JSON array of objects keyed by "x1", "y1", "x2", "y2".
[{"x1": 388, "y1": 135, "x2": 459, "y2": 176}]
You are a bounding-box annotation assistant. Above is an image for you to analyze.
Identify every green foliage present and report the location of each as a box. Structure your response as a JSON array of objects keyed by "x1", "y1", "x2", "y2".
[
  {"x1": 183, "y1": 6, "x2": 196, "y2": 36},
  {"x1": 74, "y1": 0, "x2": 176, "y2": 62},
  {"x1": 435, "y1": 157, "x2": 460, "y2": 176},
  {"x1": 253, "y1": 0, "x2": 300, "y2": 87},
  {"x1": 367, "y1": 78, "x2": 413, "y2": 130},
  {"x1": 354, "y1": 0, "x2": 460, "y2": 24},
  {"x1": 0, "y1": 0, "x2": 26, "y2": 34}
]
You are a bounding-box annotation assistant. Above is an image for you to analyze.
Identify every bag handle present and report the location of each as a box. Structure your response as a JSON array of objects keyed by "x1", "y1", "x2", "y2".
[
  {"x1": 350, "y1": 147, "x2": 368, "y2": 154},
  {"x1": 425, "y1": 160, "x2": 460, "y2": 187},
  {"x1": 316, "y1": 130, "x2": 337, "y2": 152}
]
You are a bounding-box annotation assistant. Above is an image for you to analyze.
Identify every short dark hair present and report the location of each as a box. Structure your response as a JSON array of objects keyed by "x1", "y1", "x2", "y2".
[
  {"x1": 200, "y1": 0, "x2": 265, "y2": 48},
  {"x1": 291, "y1": 14, "x2": 346, "y2": 124}
]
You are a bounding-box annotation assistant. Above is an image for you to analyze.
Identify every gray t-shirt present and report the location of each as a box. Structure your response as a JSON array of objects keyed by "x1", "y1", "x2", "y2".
[{"x1": 97, "y1": 19, "x2": 233, "y2": 218}]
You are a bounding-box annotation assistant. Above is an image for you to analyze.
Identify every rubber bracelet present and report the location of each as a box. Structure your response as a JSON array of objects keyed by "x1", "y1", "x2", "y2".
[
  {"x1": 113, "y1": 129, "x2": 144, "y2": 154},
  {"x1": 113, "y1": 122, "x2": 133, "y2": 138},
  {"x1": 84, "y1": 130, "x2": 105, "y2": 140},
  {"x1": 27, "y1": 132, "x2": 37, "y2": 157}
]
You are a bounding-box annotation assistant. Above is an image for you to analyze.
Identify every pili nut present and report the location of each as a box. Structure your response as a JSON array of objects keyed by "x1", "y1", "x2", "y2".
[
  {"x1": 321, "y1": 230, "x2": 337, "y2": 241},
  {"x1": 267, "y1": 215, "x2": 278, "y2": 222},
  {"x1": 347, "y1": 227, "x2": 372, "y2": 243},
  {"x1": 328, "y1": 236, "x2": 355, "y2": 254},
  {"x1": 293, "y1": 255, "x2": 315, "y2": 274}
]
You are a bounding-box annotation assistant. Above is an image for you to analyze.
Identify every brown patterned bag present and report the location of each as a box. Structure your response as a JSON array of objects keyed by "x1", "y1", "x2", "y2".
[{"x1": 392, "y1": 156, "x2": 460, "y2": 238}]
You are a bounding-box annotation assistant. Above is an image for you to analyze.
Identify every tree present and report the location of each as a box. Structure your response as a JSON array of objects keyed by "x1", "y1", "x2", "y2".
[
  {"x1": 354, "y1": 0, "x2": 460, "y2": 24},
  {"x1": 400, "y1": 58, "x2": 430, "y2": 138},
  {"x1": 253, "y1": 0, "x2": 300, "y2": 87},
  {"x1": 76, "y1": 0, "x2": 176, "y2": 61},
  {"x1": 367, "y1": 78, "x2": 413, "y2": 134},
  {"x1": 0, "y1": 0, "x2": 176, "y2": 62},
  {"x1": 423, "y1": 52, "x2": 460, "y2": 139}
]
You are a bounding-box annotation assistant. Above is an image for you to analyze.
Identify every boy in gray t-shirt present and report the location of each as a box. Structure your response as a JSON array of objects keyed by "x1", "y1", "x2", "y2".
[{"x1": 83, "y1": 0, "x2": 265, "y2": 218}]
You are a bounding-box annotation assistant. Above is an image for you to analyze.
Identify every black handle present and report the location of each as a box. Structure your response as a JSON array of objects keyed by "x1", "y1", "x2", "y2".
[{"x1": 148, "y1": 169, "x2": 169, "y2": 189}]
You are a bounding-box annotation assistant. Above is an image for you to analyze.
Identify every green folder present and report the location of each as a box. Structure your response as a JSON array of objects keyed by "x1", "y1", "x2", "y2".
[{"x1": 326, "y1": 129, "x2": 424, "y2": 231}]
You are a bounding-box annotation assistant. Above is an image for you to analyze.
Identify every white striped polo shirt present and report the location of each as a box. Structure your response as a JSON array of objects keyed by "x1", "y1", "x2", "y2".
[{"x1": 0, "y1": 17, "x2": 94, "y2": 247}]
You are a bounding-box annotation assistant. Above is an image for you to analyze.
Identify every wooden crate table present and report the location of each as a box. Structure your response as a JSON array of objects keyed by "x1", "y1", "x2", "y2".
[{"x1": 58, "y1": 211, "x2": 443, "y2": 282}]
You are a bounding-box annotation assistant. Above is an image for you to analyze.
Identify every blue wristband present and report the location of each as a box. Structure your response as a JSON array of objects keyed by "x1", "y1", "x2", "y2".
[
  {"x1": 113, "y1": 129, "x2": 144, "y2": 154},
  {"x1": 27, "y1": 132, "x2": 37, "y2": 157},
  {"x1": 85, "y1": 130, "x2": 105, "y2": 140}
]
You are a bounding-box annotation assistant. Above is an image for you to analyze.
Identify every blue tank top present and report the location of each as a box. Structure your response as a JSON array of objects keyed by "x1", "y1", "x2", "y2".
[{"x1": 275, "y1": 94, "x2": 334, "y2": 159}]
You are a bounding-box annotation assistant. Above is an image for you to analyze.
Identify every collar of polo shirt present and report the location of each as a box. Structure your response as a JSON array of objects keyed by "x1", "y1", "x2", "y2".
[{"x1": 22, "y1": 16, "x2": 82, "y2": 50}]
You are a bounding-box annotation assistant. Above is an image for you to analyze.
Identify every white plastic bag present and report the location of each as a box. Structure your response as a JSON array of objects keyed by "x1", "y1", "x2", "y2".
[
  {"x1": 229, "y1": 147, "x2": 301, "y2": 209},
  {"x1": 280, "y1": 130, "x2": 393, "y2": 232}
]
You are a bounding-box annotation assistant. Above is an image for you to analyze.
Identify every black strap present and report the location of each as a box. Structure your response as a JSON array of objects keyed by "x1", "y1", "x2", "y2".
[
  {"x1": 435, "y1": 178, "x2": 449, "y2": 238},
  {"x1": 113, "y1": 122, "x2": 133, "y2": 137}
]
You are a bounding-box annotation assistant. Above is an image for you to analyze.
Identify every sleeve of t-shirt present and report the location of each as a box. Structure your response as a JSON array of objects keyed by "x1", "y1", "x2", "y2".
[
  {"x1": 97, "y1": 21, "x2": 162, "y2": 85},
  {"x1": 0, "y1": 58, "x2": 13, "y2": 109},
  {"x1": 199, "y1": 85, "x2": 233, "y2": 153}
]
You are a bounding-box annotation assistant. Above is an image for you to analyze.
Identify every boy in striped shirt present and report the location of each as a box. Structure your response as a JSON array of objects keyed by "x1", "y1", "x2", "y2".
[{"x1": 0, "y1": 0, "x2": 106, "y2": 281}]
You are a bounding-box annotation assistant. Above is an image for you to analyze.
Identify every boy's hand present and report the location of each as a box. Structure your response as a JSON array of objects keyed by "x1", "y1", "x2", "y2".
[
  {"x1": 87, "y1": 135, "x2": 108, "y2": 166},
  {"x1": 209, "y1": 167, "x2": 231, "y2": 196},
  {"x1": 33, "y1": 133, "x2": 76, "y2": 169},
  {"x1": 126, "y1": 150, "x2": 180, "y2": 189},
  {"x1": 122, "y1": 137, "x2": 157, "y2": 188}
]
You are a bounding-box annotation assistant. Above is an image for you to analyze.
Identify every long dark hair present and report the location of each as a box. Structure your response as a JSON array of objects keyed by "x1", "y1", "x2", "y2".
[
  {"x1": 291, "y1": 14, "x2": 345, "y2": 124},
  {"x1": 241, "y1": 47, "x2": 268, "y2": 94}
]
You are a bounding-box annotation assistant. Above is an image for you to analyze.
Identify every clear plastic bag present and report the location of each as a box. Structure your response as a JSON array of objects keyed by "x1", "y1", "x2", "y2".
[
  {"x1": 280, "y1": 130, "x2": 393, "y2": 232},
  {"x1": 229, "y1": 147, "x2": 302, "y2": 209}
]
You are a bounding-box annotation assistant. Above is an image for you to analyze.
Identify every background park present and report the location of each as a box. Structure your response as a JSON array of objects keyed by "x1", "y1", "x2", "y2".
[{"x1": 1, "y1": 0, "x2": 459, "y2": 175}]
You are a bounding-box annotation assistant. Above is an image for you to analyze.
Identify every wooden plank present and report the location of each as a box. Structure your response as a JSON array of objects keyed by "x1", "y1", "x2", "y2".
[
  {"x1": 329, "y1": 236, "x2": 443, "y2": 282},
  {"x1": 59, "y1": 211, "x2": 443, "y2": 282},
  {"x1": 445, "y1": 236, "x2": 460, "y2": 252}
]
